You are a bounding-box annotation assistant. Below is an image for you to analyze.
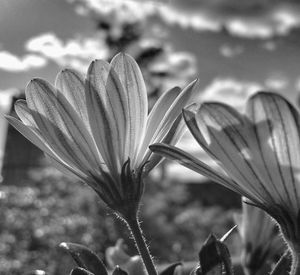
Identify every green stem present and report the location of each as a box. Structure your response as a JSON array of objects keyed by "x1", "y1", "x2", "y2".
[{"x1": 125, "y1": 216, "x2": 158, "y2": 275}]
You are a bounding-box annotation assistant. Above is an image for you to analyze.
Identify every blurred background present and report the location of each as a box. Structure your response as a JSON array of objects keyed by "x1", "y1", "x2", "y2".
[{"x1": 0, "y1": 0, "x2": 299, "y2": 274}]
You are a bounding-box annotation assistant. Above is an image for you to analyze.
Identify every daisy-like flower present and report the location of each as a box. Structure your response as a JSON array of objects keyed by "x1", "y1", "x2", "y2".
[
  {"x1": 6, "y1": 53, "x2": 198, "y2": 275},
  {"x1": 150, "y1": 92, "x2": 300, "y2": 274},
  {"x1": 234, "y1": 197, "x2": 285, "y2": 275},
  {"x1": 6, "y1": 53, "x2": 198, "y2": 218}
]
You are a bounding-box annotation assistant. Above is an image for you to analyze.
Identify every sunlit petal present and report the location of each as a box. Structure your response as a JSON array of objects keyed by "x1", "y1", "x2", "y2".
[
  {"x1": 105, "y1": 67, "x2": 129, "y2": 163},
  {"x1": 145, "y1": 114, "x2": 186, "y2": 172},
  {"x1": 55, "y1": 69, "x2": 89, "y2": 129},
  {"x1": 247, "y1": 92, "x2": 300, "y2": 217},
  {"x1": 13, "y1": 100, "x2": 93, "y2": 173},
  {"x1": 6, "y1": 115, "x2": 54, "y2": 158},
  {"x1": 136, "y1": 86, "x2": 181, "y2": 165},
  {"x1": 45, "y1": 154, "x2": 88, "y2": 182},
  {"x1": 147, "y1": 80, "x2": 199, "y2": 152},
  {"x1": 110, "y1": 53, "x2": 148, "y2": 162},
  {"x1": 149, "y1": 143, "x2": 248, "y2": 194},
  {"x1": 15, "y1": 99, "x2": 38, "y2": 128},
  {"x1": 26, "y1": 78, "x2": 101, "y2": 173},
  {"x1": 85, "y1": 60, "x2": 122, "y2": 175},
  {"x1": 190, "y1": 102, "x2": 271, "y2": 203}
]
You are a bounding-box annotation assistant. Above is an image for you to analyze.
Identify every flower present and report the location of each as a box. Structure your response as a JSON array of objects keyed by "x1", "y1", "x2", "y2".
[
  {"x1": 234, "y1": 197, "x2": 285, "y2": 275},
  {"x1": 6, "y1": 53, "x2": 198, "y2": 218},
  {"x1": 150, "y1": 91, "x2": 300, "y2": 246}
]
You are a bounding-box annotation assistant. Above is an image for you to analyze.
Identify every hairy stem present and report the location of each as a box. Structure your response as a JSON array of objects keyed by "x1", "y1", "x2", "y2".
[
  {"x1": 125, "y1": 215, "x2": 158, "y2": 275},
  {"x1": 290, "y1": 250, "x2": 300, "y2": 275}
]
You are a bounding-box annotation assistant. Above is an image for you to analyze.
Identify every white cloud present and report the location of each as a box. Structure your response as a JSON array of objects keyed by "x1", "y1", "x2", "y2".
[
  {"x1": 0, "y1": 51, "x2": 47, "y2": 72},
  {"x1": 0, "y1": 88, "x2": 18, "y2": 112},
  {"x1": 72, "y1": 0, "x2": 158, "y2": 22},
  {"x1": 149, "y1": 49, "x2": 197, "y2": 90},
  {"x1": 265, "y1": 73, "x2": 289, "y2": 91},
  {"x1": 73, "y1": 0, "x2": 300, "y2": 39},
  {"x1": 200, "y1": 78, "x2": 263, "y2": 111},
  {"x1": 224, "y1": 6, "x2": 300, "y2": 38},
  {"x1": 25, "y1": 33, "x2": 109, "y2": 72},
  {"x1": 157, "y1": 5, "x2": 221, "y2": 32},
  {"x1": 226, "y1": 18, "x2": 274, "y2": 39}
]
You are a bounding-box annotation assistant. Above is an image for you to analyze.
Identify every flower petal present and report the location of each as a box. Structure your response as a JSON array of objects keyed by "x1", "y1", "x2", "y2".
[
  {"x1": 136, "y1": 86, "x2": 181, "y2": 166},
  {"x1": 45, "y1": 154, "x2": 88, "y2": 182},
  {"x1": 15, "y1": 99, "x2": 38, "y2": 128},
  {"x1": 149, "y1": 79, "x2": 199, "y2": 145},
  {"x1": 105, "y1": 66, "x2": 129, "y2": 163},
  {"x1": 25, "y1": 78, "x2": 101, "y2": 173},
  {"x1": 247, "y1": 91, "x2": 300, "y2": 216},
  {"x1": 85, "y1": 61, "x2": 122, "y2": 175},
  {"x1": 149, "y1": 143, "x2": 247, "y2": 194},
  {"x1": 183, "y1": 104, "x2": 210, "y2": 150},
  {"x1": 145, "y1": 114, "x2": 186, "y2": 172},
  {"x1": 55, "y1": 69, "x2": 89, "y2": 129},
  {"x1": 110, "y1": 53, "x2": 148, "y2": 162},
  {"x1": 13, "y1": 100, "x2": 92, "y2": 173},
  {"x1": 8, "y1": 112, "x2": 89, "y2": 181},
  {"x1": 188, "y1": 102, "x2": 273, "y2": 204},
  {"x1": 6, "y1": 115, "x2": 54, "y2": 157}
]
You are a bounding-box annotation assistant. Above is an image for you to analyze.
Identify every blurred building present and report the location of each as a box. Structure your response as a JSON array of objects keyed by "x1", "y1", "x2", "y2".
[{"x1": 1, "y1": 92, "x2": 44, "y2": 186}]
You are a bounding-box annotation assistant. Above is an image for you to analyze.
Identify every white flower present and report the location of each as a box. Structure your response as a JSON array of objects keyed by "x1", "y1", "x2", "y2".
[
  {"x1": 6, "y1": 53, "x2": 198, "y2": 217},
  {"x1": 150, "y1": 92, "x2": 300, "y2": 244}
]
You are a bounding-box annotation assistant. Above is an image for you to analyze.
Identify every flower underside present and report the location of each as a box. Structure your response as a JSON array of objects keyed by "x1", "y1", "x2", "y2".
[
  {"x1": 6, "y1": 52, "x2": 199, "y2": 216},
  {"x1": 150, "y1": 91, "x2": 300, "y2": 242}
]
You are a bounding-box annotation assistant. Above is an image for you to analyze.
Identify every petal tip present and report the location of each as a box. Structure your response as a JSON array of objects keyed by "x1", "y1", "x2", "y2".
[{"x1": 182, "y1": 107, "x2": 197, "y2": 122}]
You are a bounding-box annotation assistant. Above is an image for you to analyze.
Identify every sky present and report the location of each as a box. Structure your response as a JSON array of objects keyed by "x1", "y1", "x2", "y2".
[{"x1": 1, "y1": 0, "x2": 300, "y2": 181}]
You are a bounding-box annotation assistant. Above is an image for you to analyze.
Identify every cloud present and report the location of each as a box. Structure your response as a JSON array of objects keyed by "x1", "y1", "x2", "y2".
[
  {"x1": 219, "y1": 44, "x2": 244, "y2": 58},
  {"x1": 200, "y1": 78, "x2": 263, "y2": 111},
  {"x1": 73, "y1": 0, "x2": 300, "y2": 39},
  {"x1": 0, "y1": 88, "x2": 18, "y2": 112},
  {"x1": 146, "y1": 47, "x2": 197, "y2": 93},
  {"x1": 0, "y1": 31, "x2": 109, "y2": 73},
  {"x1": 224, "y1": 6, "x2": 300, "y2": 38},
  {"x1": 264, "y1": 73, "x2": 289, "y2": 91},
  {"x1": 0, "y1": 51, "x2": 47, "y2": 72},
  {"x1": 165, "y1": 2, "x2": 300, "y2": 38},
  {"x1": 25, "y1": 33, "x2": 109, "y2": 72},
  {"x1": 70, "y1": 0, "x2": 158, "y2": 23},
  {"x1": 157, "y1": 5, "x2": 221, "y2": 32}
]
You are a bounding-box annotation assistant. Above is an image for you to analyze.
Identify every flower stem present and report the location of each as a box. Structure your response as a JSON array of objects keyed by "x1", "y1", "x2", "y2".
[
  {"x1": 125, "y1": 215, "x2": 158, "y2": 275},
  {"x1": 290, "y1": 250, "x2": 300, "y2": 275}
]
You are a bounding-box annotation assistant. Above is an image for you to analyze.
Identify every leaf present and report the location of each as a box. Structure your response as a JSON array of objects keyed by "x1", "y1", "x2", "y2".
[
  {"x1": 59, "y1": 242, "x2": 108, "y2": 275},
  {"x1": 112, "y1": 266, "x2": 129, "y2": 275},
  {"x1": 70, "y1": 267, "x2": 95, "y2": 275},
  {"x1": 160, "y1": 262, "x2": 182, "y2": 275},
  {"x1": 198, "y1": 235, "x2": 233, "y2": 275},
  {"x1": 270, "y1": 251, "x2": 290, "y2": 275}
]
